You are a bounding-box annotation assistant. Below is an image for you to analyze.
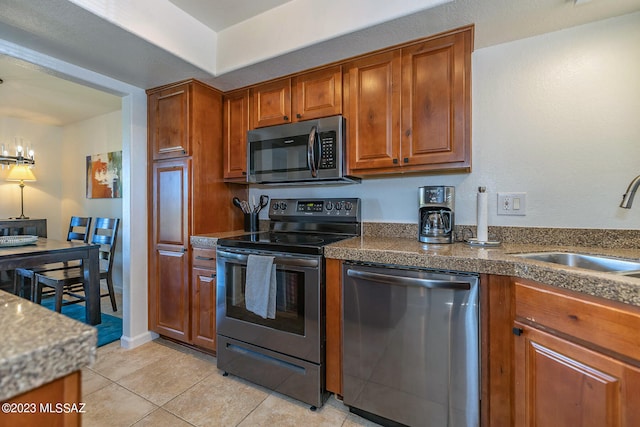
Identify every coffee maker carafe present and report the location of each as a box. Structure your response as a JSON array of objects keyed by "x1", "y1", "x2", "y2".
[{"x1": 419, "y1": 186, "x2": 455, "y2": 244}]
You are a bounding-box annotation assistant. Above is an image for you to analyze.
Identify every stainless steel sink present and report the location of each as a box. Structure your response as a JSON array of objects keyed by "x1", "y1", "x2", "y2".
[{"x1": 513, "y1": 252, "x2": 640, "y2": 274}]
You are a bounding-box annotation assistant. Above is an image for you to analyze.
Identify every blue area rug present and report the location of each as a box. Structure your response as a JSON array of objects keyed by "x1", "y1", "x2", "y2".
[{"x1": 41, "y1": 298, "x2": 122, "y2": 347}]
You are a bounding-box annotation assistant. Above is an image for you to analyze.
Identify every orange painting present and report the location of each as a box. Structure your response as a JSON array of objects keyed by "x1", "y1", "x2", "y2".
[{"x1": 86, "y1": 151, "x2": 122, "y2": 199}]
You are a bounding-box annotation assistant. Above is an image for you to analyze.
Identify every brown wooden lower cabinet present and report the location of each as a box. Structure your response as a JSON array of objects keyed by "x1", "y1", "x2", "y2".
[
  {"x1": 480, "y1": 274, "x2": 514, "y2": 427},
  {"x1": 191, "y1": 247, "x2": 217, "y2": 351},
  {"x1": 0, "y1": 371, "x2": 82, "y2": 427},
  {"x1": 514, "y1": 279, "x2": 640, "y2": 427},
  {"x1": 152, "y1": 247, "x2": 190, "y2": 342},
  {"x1": 325, "y1": 258, "x2": 343, "y2": 395},
  {"x1": 514, "y1": 320, "x2": 640, "y2": 426}
]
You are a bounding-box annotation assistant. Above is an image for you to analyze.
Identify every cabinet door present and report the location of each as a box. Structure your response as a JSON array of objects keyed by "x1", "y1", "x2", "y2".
[
  {"x1": 1, "y1": 371, "x2": 81, "y2": 427},
  {"x1": 250, "y1": 79, "x2": 291, "y2": 128},
  {"x1": 344, "y1": 50, "x2": 402, "y2": 173},
  {"x1": 293, "y1": 66, "x2": 342, "y2": 121},
  {"x1": 514, "y1": 321, "x2": 640, "y2": 427},
  {"x1": 400, "y1": 30, "x2": 471, "y2": 172},
  {"x1": 191, "y1": 266, "x2": 217, "y2": 351},
  {"x1": 149, "y1": 159, "x2": 190, "y2": 341},
  {"x1": 223, "y1": 89, "x2": 249, "y2": 181},
  {"x1": 148, "y1": 83, "x2": 190, "y2": 160}
]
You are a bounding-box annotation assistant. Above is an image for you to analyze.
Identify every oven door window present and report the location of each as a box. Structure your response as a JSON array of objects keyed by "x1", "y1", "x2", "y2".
[{"x1": 223, "y1": 264, "x2": 305, "y2": 335}]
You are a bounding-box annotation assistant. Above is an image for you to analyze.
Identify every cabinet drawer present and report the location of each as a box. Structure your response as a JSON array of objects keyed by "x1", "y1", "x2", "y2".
[
  {"x1": 514, "y1": 279, "x2": 640, "y2": 362},
  {"x1": 192, "y1": 247, "x2": 216, "y2": 269}
]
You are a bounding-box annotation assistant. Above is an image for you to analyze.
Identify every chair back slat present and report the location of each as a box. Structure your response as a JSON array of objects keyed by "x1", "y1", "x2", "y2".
[
  {"x1": 90, "y1": 217, "x2": 120, "y2": 273},
  {"x1": 67, "y1": 216, "x2": 92, "y2": 243}
]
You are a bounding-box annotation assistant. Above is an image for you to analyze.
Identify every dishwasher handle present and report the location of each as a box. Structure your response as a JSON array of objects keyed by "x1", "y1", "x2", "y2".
[{"x1": 346, "y1": 268, "x2": 471, "y2": 290}]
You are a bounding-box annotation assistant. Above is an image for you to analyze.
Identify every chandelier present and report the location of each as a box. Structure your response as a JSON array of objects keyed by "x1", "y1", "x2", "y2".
[{"x1": 1, "y1": 139, "x2": 35, "y2": 167}]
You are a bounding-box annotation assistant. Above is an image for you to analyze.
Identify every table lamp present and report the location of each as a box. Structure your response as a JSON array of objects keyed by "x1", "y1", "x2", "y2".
[{"x1": 6, "y1": 164, "x2": 37, "y2": 219}]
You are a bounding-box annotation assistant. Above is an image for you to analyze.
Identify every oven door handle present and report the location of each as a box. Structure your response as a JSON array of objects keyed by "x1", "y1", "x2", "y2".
[{"x1": 217, "y1": 250, "x2": 319, "y2": 268}]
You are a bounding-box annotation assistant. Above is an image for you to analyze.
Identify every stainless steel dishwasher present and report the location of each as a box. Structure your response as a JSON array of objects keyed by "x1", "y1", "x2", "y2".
[{"x1": 342, "y1": 262, "x2": 479, "y2": 427}]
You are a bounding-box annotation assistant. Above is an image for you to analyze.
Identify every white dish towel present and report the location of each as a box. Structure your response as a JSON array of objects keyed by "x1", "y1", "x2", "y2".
[{"x1": 245, "y1": 254, "x2": 277, "y2": 319}]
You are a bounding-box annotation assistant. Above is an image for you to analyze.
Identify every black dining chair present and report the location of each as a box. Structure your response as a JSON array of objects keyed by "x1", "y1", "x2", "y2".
[
  {"x1": 13, "y1": 216, "x2": 92, "y2": 300},
  {"x1": 34, "y1": 217, "x2": 119, "y2": 313}
]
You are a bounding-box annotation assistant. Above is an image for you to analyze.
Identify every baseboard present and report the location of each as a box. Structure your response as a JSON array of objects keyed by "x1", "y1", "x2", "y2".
[{"x1": 120, "y1": 330, "x2": 158, "y2": 349}]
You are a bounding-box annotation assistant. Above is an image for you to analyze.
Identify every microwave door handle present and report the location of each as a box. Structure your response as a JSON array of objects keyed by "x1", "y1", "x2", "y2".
[{"x1": 307, "y1": 126, "x2": 318, "y2": 178}]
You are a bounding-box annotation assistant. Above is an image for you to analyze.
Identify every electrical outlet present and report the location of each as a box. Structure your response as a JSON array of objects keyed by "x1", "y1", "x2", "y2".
[{"x1": 497, "y1": 192, "x2": 527, "y2": 216}]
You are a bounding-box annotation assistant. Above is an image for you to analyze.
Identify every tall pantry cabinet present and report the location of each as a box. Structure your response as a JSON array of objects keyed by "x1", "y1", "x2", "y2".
[{"x1": 147, "y1": 79, "x2": 245, "y2": 351}]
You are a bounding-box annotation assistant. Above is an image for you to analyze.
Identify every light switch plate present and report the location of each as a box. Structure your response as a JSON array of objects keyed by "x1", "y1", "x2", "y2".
[{"x1": 497, "y1": 192, "x2": 527, "y2": 216}]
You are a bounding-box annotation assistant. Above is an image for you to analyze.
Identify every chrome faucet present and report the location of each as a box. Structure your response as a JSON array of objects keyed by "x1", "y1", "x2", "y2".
[{"x1": 620, "y1": 175, "x2": 640, "y2": 208}]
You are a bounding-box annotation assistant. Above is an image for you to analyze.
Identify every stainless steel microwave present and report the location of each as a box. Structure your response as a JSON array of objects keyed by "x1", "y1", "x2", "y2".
[{"x1": 247, "y1": 115, "x2": 360, "y2": 185}]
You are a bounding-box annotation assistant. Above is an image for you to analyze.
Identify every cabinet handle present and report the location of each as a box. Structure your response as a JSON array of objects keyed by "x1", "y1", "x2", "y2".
[
  {"x1": 296, "y1": 113, "x2": 302, "y2": 119},
  {"x1": 404, "y1": 158, "x2": 409, "y2": 163},
  {"x1": 283, "y1": 115, "x2": 289, "y2": 121},
  {"x1": 195, "y1": 256, "x2": 215, "y2": 261},
  {"x1": 512, "y1": 327, "x2": 524, "y2": 336},
  {"x1": 393, "y1": 158, "x2": 398, "y2": 164},
  {"x1": 242, "y1": 171, "x2": 247, "y2": 175}
]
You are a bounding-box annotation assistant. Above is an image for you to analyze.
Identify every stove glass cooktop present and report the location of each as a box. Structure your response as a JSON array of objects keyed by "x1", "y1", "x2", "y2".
[{"x1": 217, "y1": 232, "x2": 355, "y2": 255}]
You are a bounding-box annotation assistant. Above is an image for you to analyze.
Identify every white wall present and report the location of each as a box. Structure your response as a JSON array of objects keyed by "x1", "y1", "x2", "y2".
[
  {"x1": 252, "y1": 12, "x2": 640, "y2": 231},
  {"x1": 0, "y1": 117, "x2": 64, "y2": 232},
  {"x1": 1, "y1": 113, "x2": 124, "y2": 290},
  {"x1": 1, "y1": 38, "x2": 150, "y2": 349},
  {"x1": 62, "y1": 111, "x2": 123, "y2": 291}
]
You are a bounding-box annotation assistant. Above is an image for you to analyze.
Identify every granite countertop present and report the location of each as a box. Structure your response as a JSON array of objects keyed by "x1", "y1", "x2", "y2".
[
  {"x1": 190, "y1": 229, "x2": 249, "y2": 249},
  {"x1": 0, "y1": 290, "x2": 96, "y2": 401},
  {"x1": 324, "y1": 236, "x2": 640, "y2": 307},
  {"x1": 191, "y1": 227, "x2": 640, "y2": 307}
]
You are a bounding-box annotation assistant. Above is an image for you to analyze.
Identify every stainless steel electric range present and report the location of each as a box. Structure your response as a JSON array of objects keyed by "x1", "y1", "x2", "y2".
[{"x1": 216, "y1": 197, "x2": 361, "y2": 409}]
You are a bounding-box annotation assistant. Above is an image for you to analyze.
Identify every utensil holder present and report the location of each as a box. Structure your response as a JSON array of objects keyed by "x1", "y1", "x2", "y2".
[{"x1": 244, "y1": 212, "x2": 258, "y2": 232}]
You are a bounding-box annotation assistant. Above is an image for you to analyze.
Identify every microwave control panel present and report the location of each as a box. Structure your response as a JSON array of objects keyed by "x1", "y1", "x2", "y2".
[{"x1": 319, "y1": 131, "x2": 336, "y2": 170}]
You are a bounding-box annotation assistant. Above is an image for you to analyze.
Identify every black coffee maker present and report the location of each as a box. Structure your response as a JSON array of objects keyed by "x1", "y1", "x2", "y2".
[{"x1": 419, "y1": 186, "x2": 455, "y2": 244}]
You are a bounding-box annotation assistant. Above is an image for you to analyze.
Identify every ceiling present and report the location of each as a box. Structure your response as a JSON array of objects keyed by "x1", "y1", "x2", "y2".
[
  {"x1": 167, "y1": 0, "x2": 294, "y2": 31},
  {"x1": 0, "y1": 0, "x2": 639, "y2": 126},
  {"x1": 0, "y1": 56, "x2": 121, "y2": 126}
]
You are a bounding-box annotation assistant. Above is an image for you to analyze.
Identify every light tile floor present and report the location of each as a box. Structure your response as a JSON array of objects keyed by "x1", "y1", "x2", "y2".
[{"x1": 83, "y1": 338, "x2": 381, "y2": 427}]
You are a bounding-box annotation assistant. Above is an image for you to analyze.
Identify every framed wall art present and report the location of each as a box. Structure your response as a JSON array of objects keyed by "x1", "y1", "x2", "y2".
[{"x1": 86, "y1": 151, "x2": 122, "y2": 199}]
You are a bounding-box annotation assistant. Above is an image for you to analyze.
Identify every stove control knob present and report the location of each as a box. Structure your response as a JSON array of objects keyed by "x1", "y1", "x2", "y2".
[
  {"x1": 326, "y1": 201, "x2": 334, "y2": 211},
  {"x1": 273, "y1": 202, "x2": 280, "y2": 211},
  {"x1": 335, "y1": 202, "x2": 343, "y2": 210},
  {"x1": 280, "y1": 202, "x2": 288, "y2": 211},
  {"x1": 345, "y1": 202, "x2": 353, "y2": 211}
]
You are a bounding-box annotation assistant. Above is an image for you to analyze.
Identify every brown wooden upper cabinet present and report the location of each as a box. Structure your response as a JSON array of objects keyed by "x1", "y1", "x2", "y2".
[
  {"x1": 345, "y1": 27, "x2": 473, "y2": 176},
  {"x1": 343, "y1": 50, "x2": 402, "y2": 172},
  {"x1": 223, "y1": 89, "x2": 250, "y2": 181},
  {"x1": 250, "y1": 65, "x2": 342, "y2": 129},
  {"x1": 148, "y1": 82, "x2": 191, "y2": 160}
]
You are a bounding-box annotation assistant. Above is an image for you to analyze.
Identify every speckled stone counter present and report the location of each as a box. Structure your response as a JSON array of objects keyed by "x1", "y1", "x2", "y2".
[
  {"x1": 191, "y1": 224, "x2": 640, "y2": 308},
  {"x1": 0, "y1": 290, "x2": 96, "y2": 401},
  {"x1": 324, "y1": 236, "x2": 640, "y2": 307},
  {"x1": 190, "y1": 229, "x2": 252, "y2": 249}
]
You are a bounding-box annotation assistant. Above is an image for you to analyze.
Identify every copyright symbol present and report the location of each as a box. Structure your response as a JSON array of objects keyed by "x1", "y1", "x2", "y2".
[{"x1": 2, "y1": 402, "x2": 10, "y2": 413}]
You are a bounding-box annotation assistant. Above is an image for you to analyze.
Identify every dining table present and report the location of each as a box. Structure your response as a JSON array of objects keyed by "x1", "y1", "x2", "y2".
[{"x1": 0, "y1": 237, "x2": 101, "y2": 325}]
